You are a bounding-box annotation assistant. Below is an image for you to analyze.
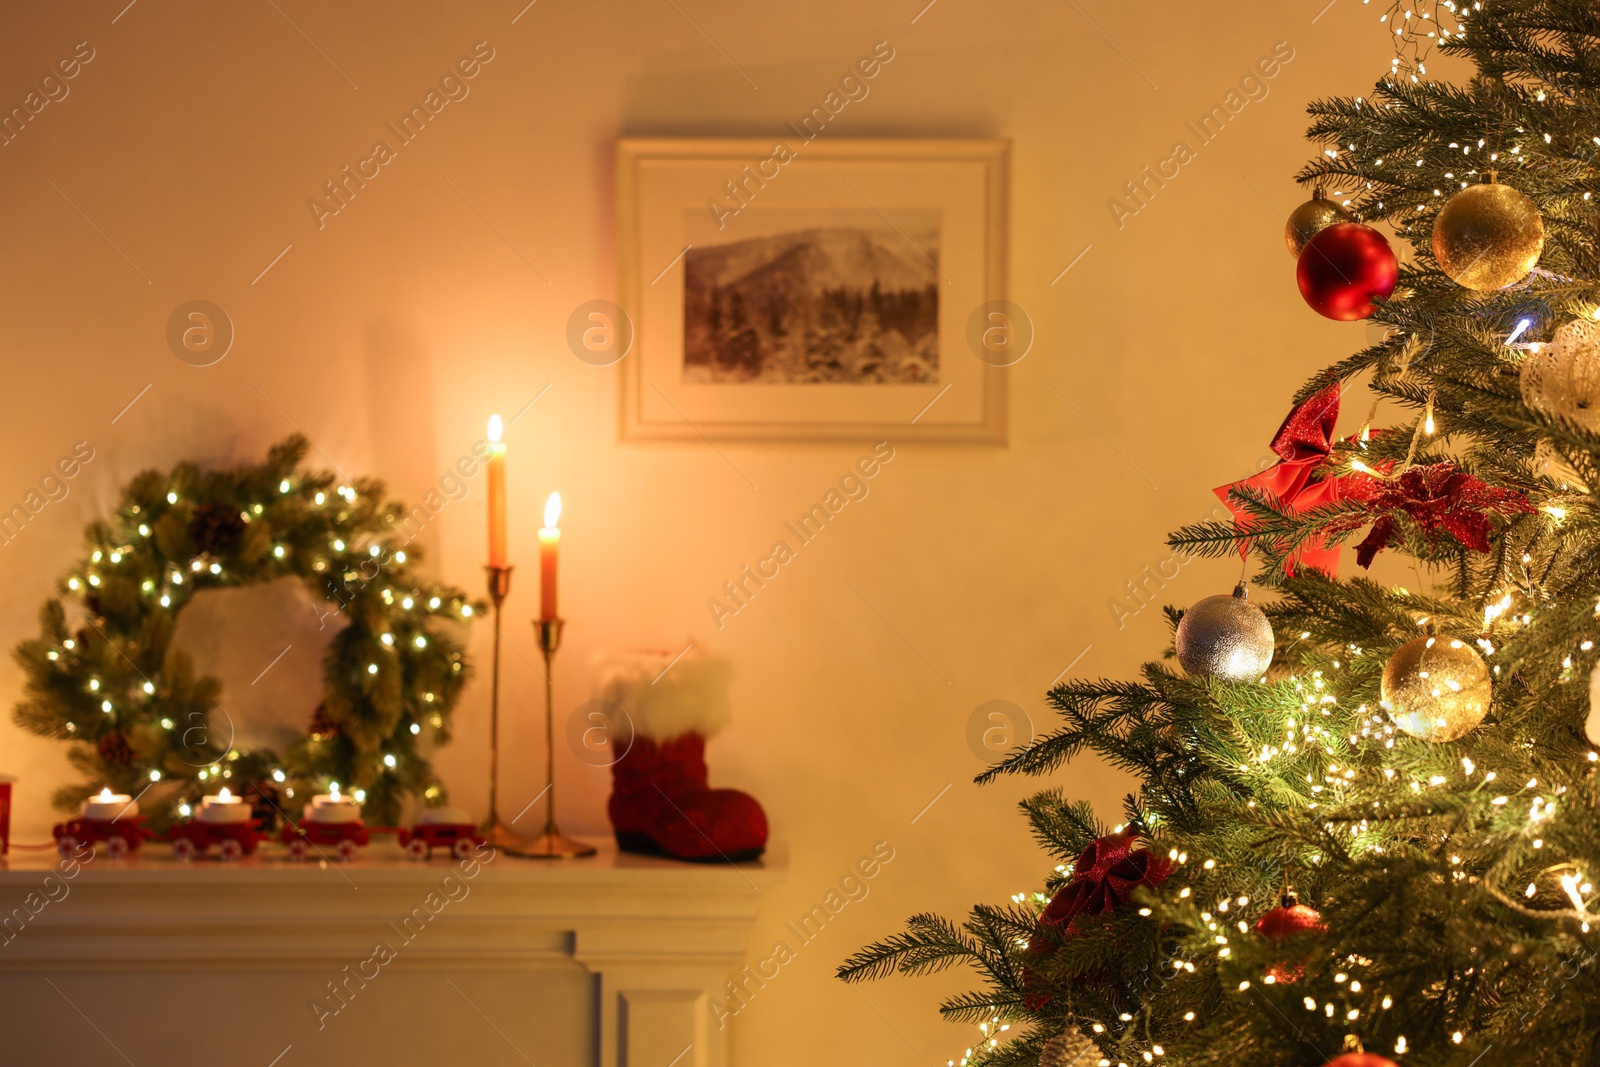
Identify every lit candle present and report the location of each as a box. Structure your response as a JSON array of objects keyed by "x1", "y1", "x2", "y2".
[
  {"x1": 486, "y1": 415, "x2": 508, "y2": 569},
  {"x1": 197, "y1": 786, "x2": 251, "y2": 824},
  {"x1": 306, "y1": 782, "x2": 362, "y2": 825},
  {"x1": 539, "y1": 492, "x2": 561, "y2": 620},
  {"x1": 80, "y1": 787, "x2": 136, "y2": 821}
]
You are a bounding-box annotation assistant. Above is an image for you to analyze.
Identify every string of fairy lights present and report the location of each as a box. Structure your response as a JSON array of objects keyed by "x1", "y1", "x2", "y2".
[
  {"x1": 968, "y1": 619, "x2": 1600, "y2": 1067},
  {"x1": 1363, "y1": 0, "x2": 1472, "y2": 85}
]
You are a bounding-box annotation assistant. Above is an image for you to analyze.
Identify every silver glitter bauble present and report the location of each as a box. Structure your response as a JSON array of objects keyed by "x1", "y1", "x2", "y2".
[
  {"x1": 1175, "y1": 582, "x2": 1274, "y2": 682},
  {"x1": 1040, "y1": 1026, "x2": 1097, "y2": 1067},
  {"x1": 1521, "y1": 318, "x2": 1600, "y2": 433},
  {"x1": 1381, "y1": 633, "x2": 1491, "y2": 742}
]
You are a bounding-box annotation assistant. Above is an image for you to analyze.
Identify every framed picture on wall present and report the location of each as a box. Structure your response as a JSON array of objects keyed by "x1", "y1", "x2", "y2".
[{"x1": 616, "y1": 138, "x2": 1010, "y2": 443}]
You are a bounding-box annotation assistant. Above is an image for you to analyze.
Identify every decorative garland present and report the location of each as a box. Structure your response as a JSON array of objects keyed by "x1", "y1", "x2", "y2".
[{"x1": 11, "y1": 435, "x2": 479, "y2": 829}]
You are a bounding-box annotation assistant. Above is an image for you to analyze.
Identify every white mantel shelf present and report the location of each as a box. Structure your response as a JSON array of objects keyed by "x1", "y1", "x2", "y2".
[{"x1": 0, "y1": 839, "x2": 785, "y2": 1067}]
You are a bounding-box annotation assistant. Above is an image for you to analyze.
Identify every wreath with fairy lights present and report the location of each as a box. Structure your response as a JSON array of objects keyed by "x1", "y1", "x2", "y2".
[{"x1": 11, "y1": 435, "x2": 480, "y2": 830}]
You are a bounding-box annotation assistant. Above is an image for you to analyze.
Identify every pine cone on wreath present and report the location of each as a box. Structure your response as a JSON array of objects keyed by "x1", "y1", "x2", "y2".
[
  {"x1": 308, "y1": 702, "x2": 339, "y2": 740},
  {"x1": 97, "y1": 730, "x2": 133, "y2": 765},
  {"x1": 246, "y1": 781, "x2": 280, "y2": 830},
  {"x1": 188, "y1": 501, "x2": 247, "y2": 556}
]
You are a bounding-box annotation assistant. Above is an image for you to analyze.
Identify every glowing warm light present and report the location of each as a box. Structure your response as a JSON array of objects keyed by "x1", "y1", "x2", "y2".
[
  {"x1": 218, "y1": 787, "x2": 232, "y2": 801},
  {"x1": 544, "y1": 492, "x2": 562, "y2": 528},
  {"x1": 1561, "y1": 872, "x2": 1588, "y2": 912},
  {"x1": 486, "y1": 416, "x2": 508, "y2": 567},
  {"x1": 1507, "y1": 318, "x2": 1532, "y2": 345},
  {"x1": 97, "y1": 787, "x2": 113, "y2": 802},
  {"x1": 329, "y1": 782, "x2": 342, "y2": 801}
]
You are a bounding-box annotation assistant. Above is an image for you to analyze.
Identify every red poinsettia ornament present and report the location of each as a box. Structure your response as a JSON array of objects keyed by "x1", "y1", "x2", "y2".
[
  {"x1": 1215, "y1": 383, "x2": 1381, "y2": 575},
  {"x1": 1348, "y1": 462, "x2": 1534, "y2": 567}
]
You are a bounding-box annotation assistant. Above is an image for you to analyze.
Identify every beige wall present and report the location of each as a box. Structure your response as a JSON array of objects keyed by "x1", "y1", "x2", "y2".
[{"x1": 0, "y1": 1, "x2": 1394, "y2": 1062}]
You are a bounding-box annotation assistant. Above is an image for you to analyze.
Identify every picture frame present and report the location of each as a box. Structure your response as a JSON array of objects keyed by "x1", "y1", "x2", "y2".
[{"x1": 616, "y1": 138, "x2": 1010, "y2": 444}]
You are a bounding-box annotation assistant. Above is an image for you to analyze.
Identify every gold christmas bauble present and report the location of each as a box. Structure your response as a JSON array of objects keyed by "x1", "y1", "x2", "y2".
[
  {"x1": 1432, "y1": 182, "x2": 1544, "y2": 291},
  {"x1": 1285, "y1": 196, "x2": 1352, "y2": 258},
  {"x1": 1175, "y1": 583, "x2": 1275, "y2": 682},
  {"x1": 1380, "y1": 634, "x2": 1492, "y2": 742},
  {"x1": 1521, "y1": 318, "x2": 1600, "y2": 433},
  {"x1": 1040, "y1": 1027, "x2": 1097, "y2": 1067}
]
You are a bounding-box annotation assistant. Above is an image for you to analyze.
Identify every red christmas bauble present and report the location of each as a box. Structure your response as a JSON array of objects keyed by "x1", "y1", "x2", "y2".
[
  {"x1": 1324, "y1": 1055, "x2": 1398, "y2": 1067},
  {"x1": 1296, "y1": 223, "x2": 1399, "y2": 321},
  {"x1": 1254, "y1": 894, "x2": 1326, "y2": 983},
  {"x1": 1254, "y1": 896, "x2": 1326, "y2": 939}
]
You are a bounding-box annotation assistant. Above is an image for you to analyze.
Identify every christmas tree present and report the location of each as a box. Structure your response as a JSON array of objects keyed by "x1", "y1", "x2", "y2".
[{"x1": 840, "y1": 3, "x2": 1600, "y2": 1066}]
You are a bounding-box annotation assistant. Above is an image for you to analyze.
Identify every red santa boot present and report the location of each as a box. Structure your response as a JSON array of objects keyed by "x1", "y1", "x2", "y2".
[{"x1": 595, "y1": 648, "x2": 767, "y2": 862}]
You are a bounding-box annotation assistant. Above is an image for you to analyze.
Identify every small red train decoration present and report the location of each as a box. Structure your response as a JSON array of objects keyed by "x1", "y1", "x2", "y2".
[
  {"x1": 281, "y1": 819, "x2": 370, "y2": 862},
  {"x1": 169, "y1": 788, "x2": 266, "y2": 861},
  {"x1": 53, "y1": 788, "x2": 155, "y2": 859},
  {"x1": 280, "y1": 786, "x2": 369, "y2": 862},
  {"x1": 51, "y1": 786, "x2": 490, "y2": 863},
  {"x1": 397, "y1": 807, "x2": 483, "y2": 861}
]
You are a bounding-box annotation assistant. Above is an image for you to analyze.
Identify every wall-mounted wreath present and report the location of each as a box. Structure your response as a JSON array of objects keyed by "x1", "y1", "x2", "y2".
[{"x1": 12, "y1": 435, "x2": 479, "y2": 829}]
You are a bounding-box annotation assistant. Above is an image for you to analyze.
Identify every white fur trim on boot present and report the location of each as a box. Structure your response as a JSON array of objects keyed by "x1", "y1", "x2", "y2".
[{"x1": 591, "y1": 646, "x2": 733, "y2": 741}]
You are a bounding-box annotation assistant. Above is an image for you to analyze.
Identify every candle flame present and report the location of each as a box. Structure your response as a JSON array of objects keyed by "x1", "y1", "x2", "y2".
[
  {"x1": 329, "y1": 782, "x2": 341, "y2": 801},
  {"x1": 487, "y1": 414, "x2": 504, "y2": 444},
  {"x1": 544, "y1": 491, "x2": 562, "y2": 528},
  {"x1": 97, "y1": 787, "x2": 113, "y2": 801},
  {"x1": 218, "y1": 787, "x2": 232, "y2": 801}
]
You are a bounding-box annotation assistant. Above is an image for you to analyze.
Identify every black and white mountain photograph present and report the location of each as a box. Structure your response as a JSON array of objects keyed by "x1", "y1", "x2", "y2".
[{"x1": 682, "y1": 209, "x2": 941, "y2": 384}]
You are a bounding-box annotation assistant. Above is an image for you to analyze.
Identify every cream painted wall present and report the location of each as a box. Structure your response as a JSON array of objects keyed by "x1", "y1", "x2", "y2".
[{"x1": 0, "y1": 1, "x2": 1396, "y2": 1063}]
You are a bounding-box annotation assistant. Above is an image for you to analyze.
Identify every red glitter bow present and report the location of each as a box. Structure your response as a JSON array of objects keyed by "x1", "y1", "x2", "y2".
[
  {"x1": 1040, "y1": 831, "x2": 1173, "y2": 932},
  {"x1": 1022, "y1": 831, "x2": 1173, "y2": 1011},
  {"x1": 1349, "y1": 462, "x2": 1534, "y2": 567},
  {"x1": 1214, "y1": 383, "x2": 1378, "y2": 575}
]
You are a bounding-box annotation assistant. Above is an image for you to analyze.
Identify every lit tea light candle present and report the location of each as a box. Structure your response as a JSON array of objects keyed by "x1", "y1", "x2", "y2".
[
  {"x1": 305, "y1": 783, "x2": 362, "y2": 824},
  {"x1": 197, "y1": 786, "x2": 252, "y2": 824},
  {"x1": 538, "y1": 492, "x2": 561, "y2": 620},
  {"x1": 80, "y1": 787, "x2": 136, "y2": 821}
]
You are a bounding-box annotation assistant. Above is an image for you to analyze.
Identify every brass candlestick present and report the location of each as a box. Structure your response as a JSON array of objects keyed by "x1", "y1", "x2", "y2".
[
  {"x1": 480, "y1": 565, "x2": 541, "y2": 856},
  {"x1": 516, "y1": 617, "x2": 595, "y2": 858}
]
